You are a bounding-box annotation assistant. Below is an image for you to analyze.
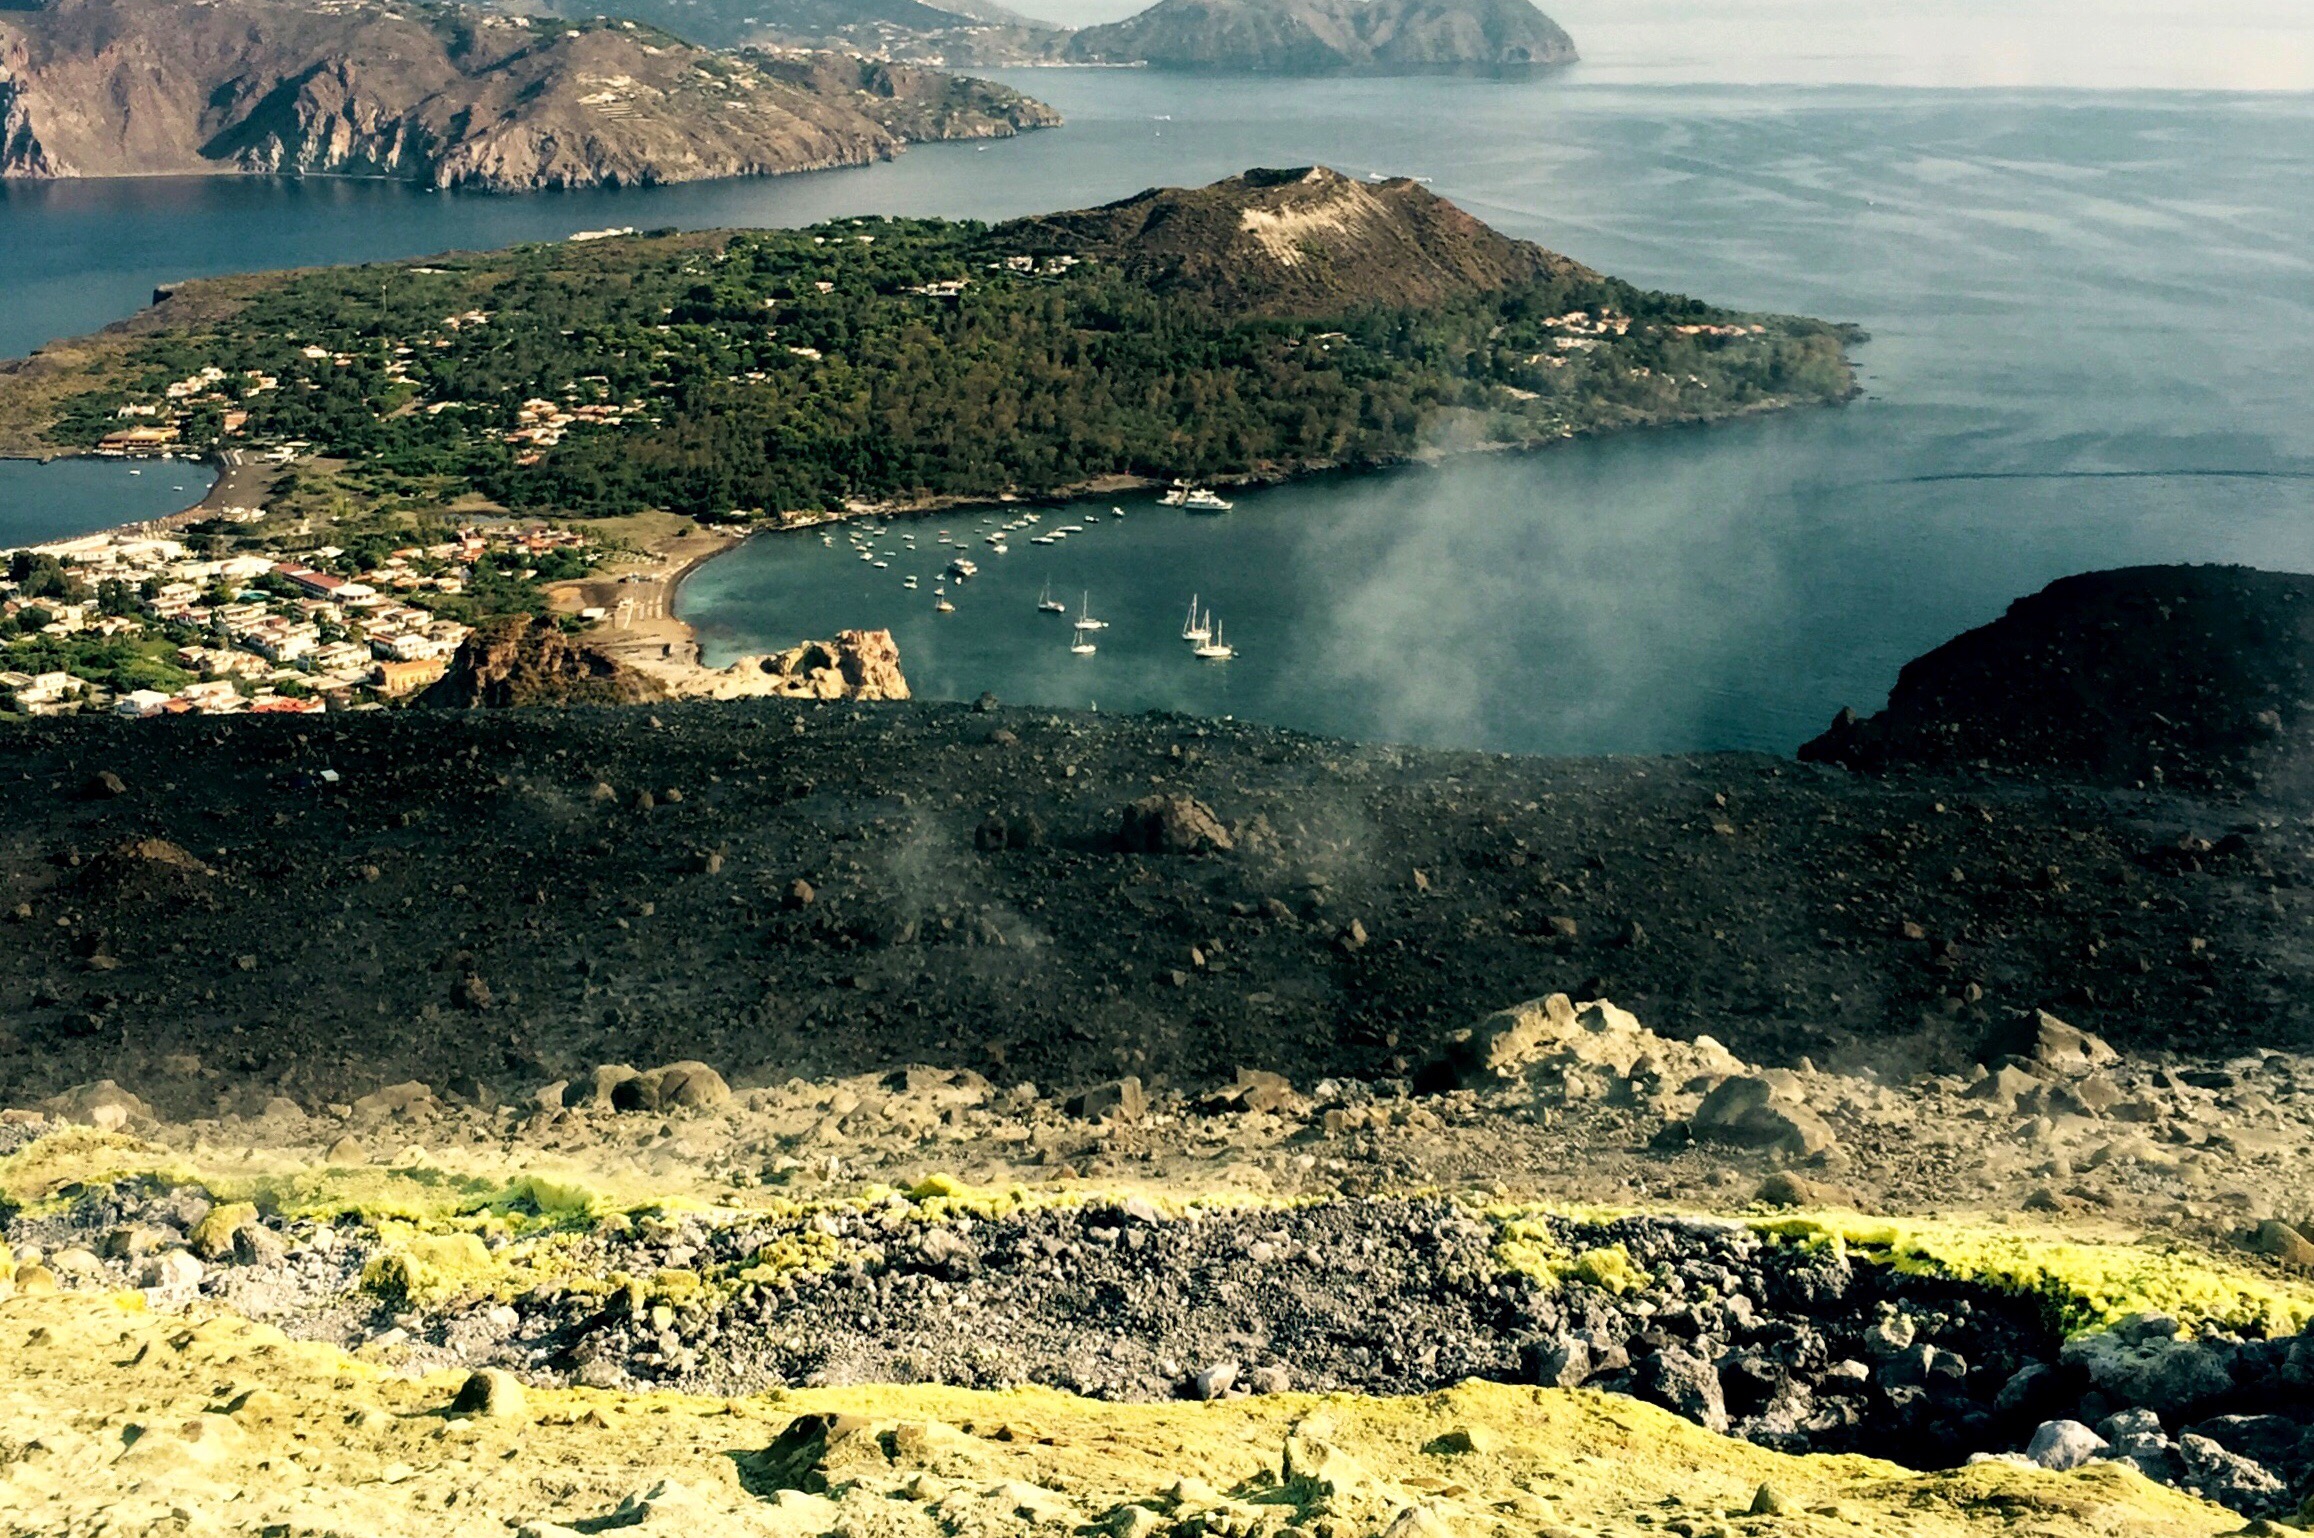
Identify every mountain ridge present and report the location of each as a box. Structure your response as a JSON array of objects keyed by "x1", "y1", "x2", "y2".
[
  {"x1": 1067, "y1": 0, "x2": 1575, "y2": 71},
  {"x1": 0, "y1": 0, "x2": 1059, "y2": 192}
]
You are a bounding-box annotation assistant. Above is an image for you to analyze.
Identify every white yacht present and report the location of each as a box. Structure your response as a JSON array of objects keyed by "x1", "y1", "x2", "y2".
[
  {"x1": 1073, "y1": 592, "x2": 1107, "y2": 632},
  {"x1": 1183, "y1": 488, "x2": 1234, "y2": 513},
  {"x1": 1181, "y1": 596, "x2": 1211, "y2": 644},
  {"x1": 1038, "y1": 580, "x2": 1067, "y2": 614},
  {"x1": 1194, "y1": 620, "x2": 1234, "y2": 660}
]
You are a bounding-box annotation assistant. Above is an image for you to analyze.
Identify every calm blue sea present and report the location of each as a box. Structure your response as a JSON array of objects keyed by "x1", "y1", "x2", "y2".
[{"x1": 5, "y1": 74, "x2": 2310, "y2": 751}]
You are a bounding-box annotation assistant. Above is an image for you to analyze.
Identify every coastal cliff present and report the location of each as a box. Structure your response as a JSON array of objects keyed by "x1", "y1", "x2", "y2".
[
  {"x1": 1068, "y1": 0, "x2": 1576, "y2": 72},
  {"x1": 0, "y1": 0, "x2": 1058, "y2": 192}
]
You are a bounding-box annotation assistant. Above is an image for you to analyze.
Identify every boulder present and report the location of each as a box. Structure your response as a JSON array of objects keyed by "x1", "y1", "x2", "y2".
[
  {"x1": 1690, "y1": 1076, "x2": 1836, "y2": 1157},
  {"x1": 1430, "y1": 993, "x2": 1743, "y2": 1091},
  {"x1": 1189, "y1": 1361, "x2": 1239, "y2": 1400},
  {"x1": 188, "y1": 1202, "x2": 259, "y2": 1261},
  {"x1": 1523, "y1": 1338, "x2": 1592, "y2": 1389},
  {"x1": 2249, "y1": 1219, "x2": 2314, "y2": 1269},
  {"x1": 2177, "y1": 1432, "x2": 2289, "y2": 1510},
  {"x1": 2182, "y1": 1415, "x2": 2303, "y2": 1471},
  {"x1": 1066, "y1": 1077, "x2": 1147, "y2": 1122},
  {"x1": 1632, "y1": 1344, "x2": 1727, "y2": 1435},
  {"x1": 140, "y1": 1249, "x2": 205, "y2": 1291},
  {"x1": 1116, "y1": 795, "x2": 1234, "y2": 855},
  {"x1": 608, "y1": 1061, "x2": 732, "y2": 1113},
  {"x1": 39, "y1": 1079, "x2": 151, "y2": 1130},
  {"x1": 351, "y1": 1081, "x2": 439, "y2": 1122},
  {"x1": 2062, "y1": 1322, "x2": 2237, "y2": 1417},
  {"x1": 450, "y1": 1368, "x2": 527, "y2": 1419},
  {"x1": 2025, "y1": 1419, "x2": 2107, "y2": 1470},
  {"x1": 1981, "y1": 1010, "x2": 2118, "y2": 1075}
]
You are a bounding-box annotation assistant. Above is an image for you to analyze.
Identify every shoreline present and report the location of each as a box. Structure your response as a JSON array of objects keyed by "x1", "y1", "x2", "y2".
[{"x1": 657, "y1": 389, "x2": 1848, "y2": 671}]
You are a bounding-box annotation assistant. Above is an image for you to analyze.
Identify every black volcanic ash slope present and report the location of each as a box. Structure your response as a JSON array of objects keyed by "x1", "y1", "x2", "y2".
[{"x1": 0, "y1": 693, "x2": 2308, "y2": 1113}]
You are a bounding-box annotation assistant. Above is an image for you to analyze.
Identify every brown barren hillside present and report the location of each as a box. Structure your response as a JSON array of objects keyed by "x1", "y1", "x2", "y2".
[
  {"x1": 0, "y1": 0, "x2": 1058, "y2": 191},
  {"x1": 1002, "y1": 165, "x2": 1583, "y2": 313}
]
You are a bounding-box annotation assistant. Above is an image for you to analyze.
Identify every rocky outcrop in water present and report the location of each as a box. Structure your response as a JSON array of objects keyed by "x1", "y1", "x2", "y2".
[
  {"x1": 1067, "y1": 0, "x2": 1576, "y2": 72},
  {"x1": 669, "y1": 629, "x2": 911, "y2": 701},
  {"x1": 0, "y1": 0, "x2": 1058, "y2": 191}
]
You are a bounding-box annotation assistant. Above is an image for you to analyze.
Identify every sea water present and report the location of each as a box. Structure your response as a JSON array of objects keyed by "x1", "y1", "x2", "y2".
[{"x1": 4, "y1": 74, "x2": 2310, "y2": 751}]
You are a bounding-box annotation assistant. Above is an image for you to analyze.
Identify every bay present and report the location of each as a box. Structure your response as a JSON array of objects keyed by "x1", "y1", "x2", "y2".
[
  {"x1": 0, "y1": 458, "x2": 216, "y2": 549},
  {"x1": 4, "y1": 73, "x2": 2311, "y2": 752},
  {"x1": 683, "y1": 76, "x2": 2314, "y2": 754}
]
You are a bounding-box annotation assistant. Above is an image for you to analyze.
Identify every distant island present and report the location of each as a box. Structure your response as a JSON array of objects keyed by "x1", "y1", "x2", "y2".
[
  {"x1": 1068, "y1": 0, "x2": 1575, "y2": 72},
  {"x1": 0, "y1": 0, "x2": 1058, "y2": 192},
  {"x1": 0, "y1": 166, "x2": 1857, "y2": 525},
  {"x1": 498, "y1": 0, "x2": 1577, "y2": 73}
]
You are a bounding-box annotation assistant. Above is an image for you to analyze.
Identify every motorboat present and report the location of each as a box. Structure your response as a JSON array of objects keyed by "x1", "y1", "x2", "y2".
[{"x1": 946, "y1": 557, "x2": 978, "y2": 581}]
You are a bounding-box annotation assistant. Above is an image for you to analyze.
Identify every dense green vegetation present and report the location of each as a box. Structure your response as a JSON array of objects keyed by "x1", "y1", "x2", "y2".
[{"x1": 47, "y1": 217, "x2": 1856, "y2": 521}]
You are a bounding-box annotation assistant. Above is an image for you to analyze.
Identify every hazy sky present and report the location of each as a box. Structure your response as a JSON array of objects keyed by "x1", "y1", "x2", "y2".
[{"x1": 1003, "y1": 0, "x2": 2314, "y2": 91}]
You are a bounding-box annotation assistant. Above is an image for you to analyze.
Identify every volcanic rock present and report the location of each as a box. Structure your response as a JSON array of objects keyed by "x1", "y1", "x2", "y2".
[
  {"x1": 677, "y1": 631, "x2": 910, "y2": 702},
  {"x1": 2025, "y1": 1419, "x2": 2106, "y2": 1471},
  {"x1": 1116, "y1": 795, "x2": 1234, "y2": 855},
  {"x1": 1982, "y1": 1010, "x2": 2117, "y2": 1075},
  {"x1": 421, "y1": 617, "x2": 665, "y2": 709},
  {"x1": 1689, "y1": 1076, "x2": 1835, "y2": 1158},
  {"x1": 450, "y1": 1368, "x2": 527, "y2": 1419},
  {"x1": 1800, "y1": 565, "x2": 2314, "y2": 792}
]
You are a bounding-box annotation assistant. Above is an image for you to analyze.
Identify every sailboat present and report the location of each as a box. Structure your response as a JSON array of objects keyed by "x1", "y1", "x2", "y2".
[
  {"x1": 1037, "y1": 580, "x2": 1066, "y2": 614},
  {"x1": 1070, "y1": 626, "x2": 1097, "y2": 656},
  {"x1": 1194, "y1": 618, "x2": 1233, "y2": 660},
  {"x1": 1073, "y1": 592, "x2": 1108, "y2": 632},
  {"x1": 1181, "y1": 595, "x2": 1211, "y2": 643},
  {"x1": 934, "y1": 584, "x2": 955, "y2": 613}
]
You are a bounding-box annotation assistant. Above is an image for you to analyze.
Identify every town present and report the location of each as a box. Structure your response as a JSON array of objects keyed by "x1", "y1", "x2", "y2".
[{"x1": 0, "y1": 516, "x2": 598, "y2": 718}]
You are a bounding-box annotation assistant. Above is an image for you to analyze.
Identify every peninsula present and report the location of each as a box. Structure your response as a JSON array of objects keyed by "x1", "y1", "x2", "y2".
[
  {"x1": 0, "y1": 167, "x2": 1860, "y2": 526},
  {"x1": 0, "y1": 0, "x2": 1058, "y2": 192}
]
